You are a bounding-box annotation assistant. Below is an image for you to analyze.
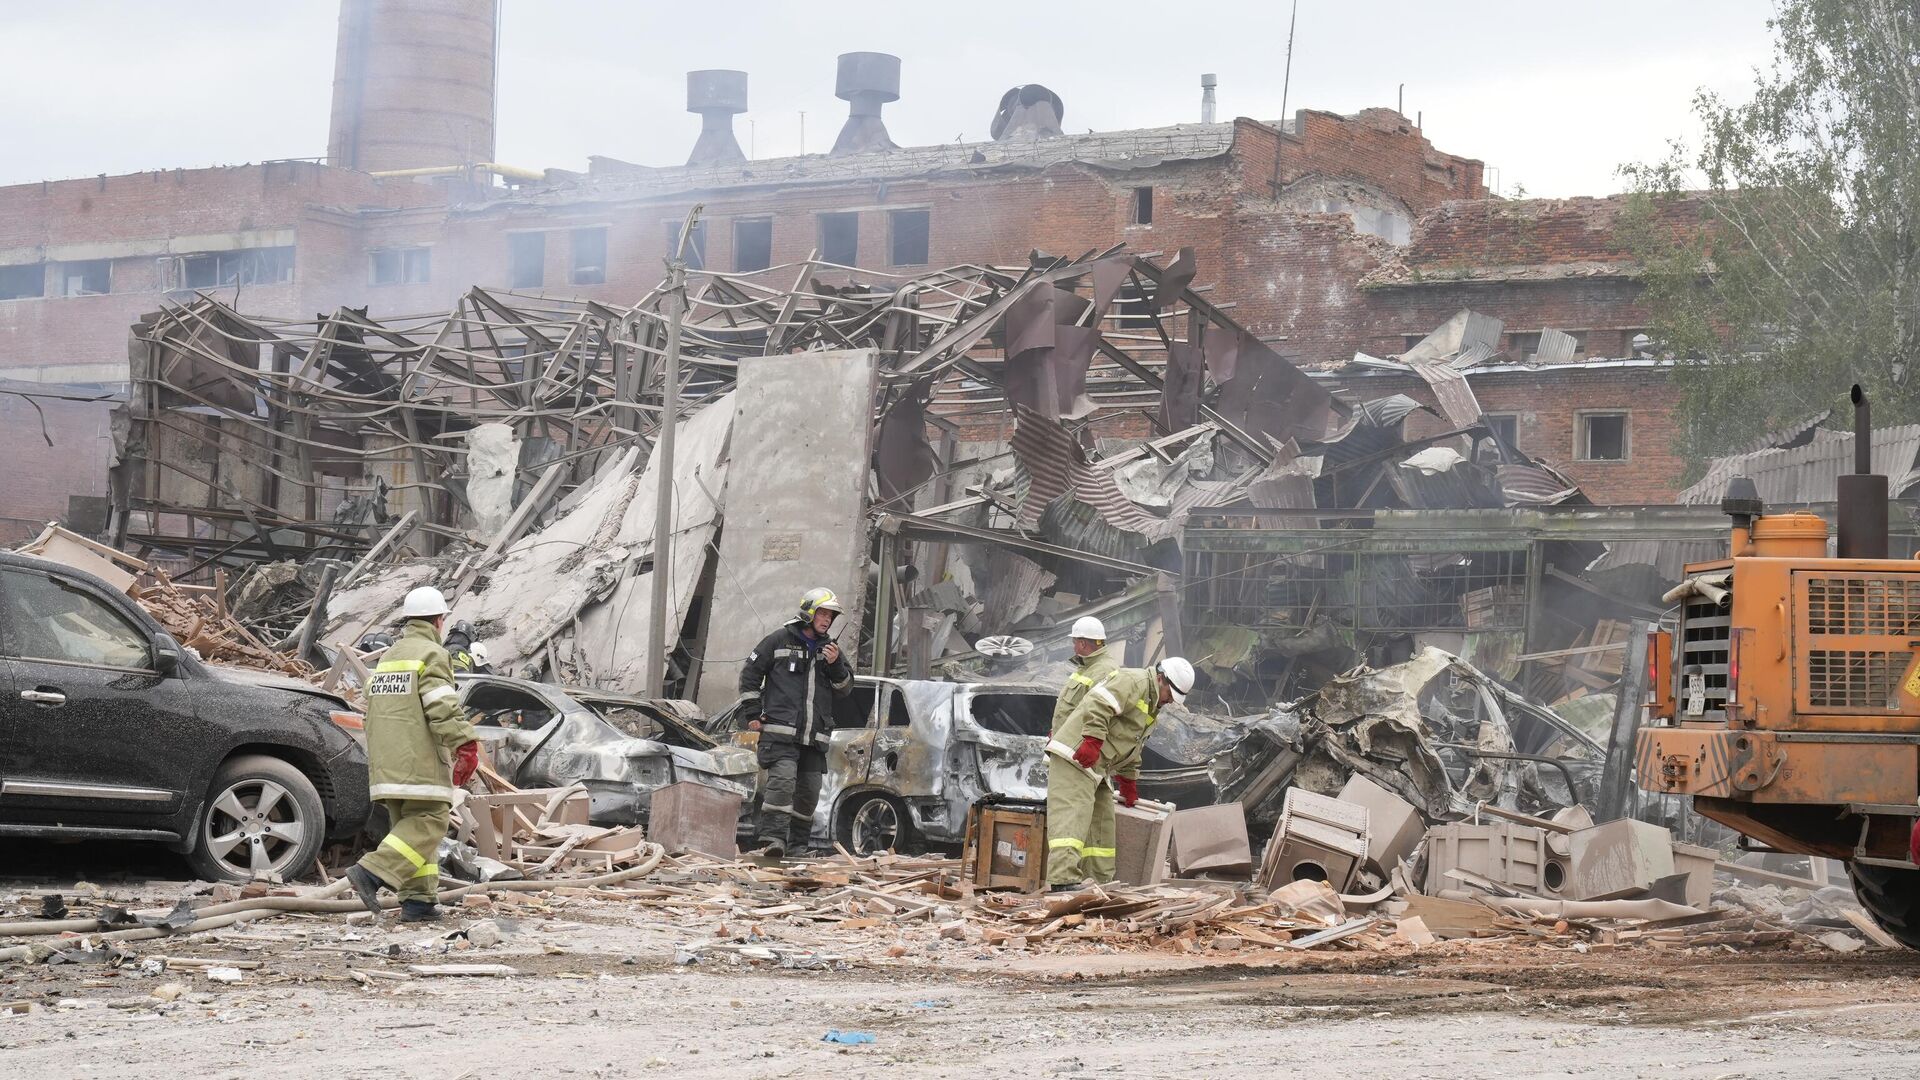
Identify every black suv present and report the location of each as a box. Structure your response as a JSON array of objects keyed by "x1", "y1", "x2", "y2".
[{"x1": 0, "y1": 550, "x2": 369, "y2": 881}]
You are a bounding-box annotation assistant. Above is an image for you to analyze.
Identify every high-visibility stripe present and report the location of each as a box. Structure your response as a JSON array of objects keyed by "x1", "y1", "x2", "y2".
[
  {"x1": 1090, "y1": 685, "x2": 1122, "y2": 712},
  {"x1": 1068, "y1": 673, "x2": 1094, "y2": 686},
  {"x1": 409, "y1": 863, "x2": 437, "y2": 879},
  {"x1": 1046, "y1": 739, "x2": 1097, "y2": 775},
  {"x1": 1049, "y1": 837, "x2": 1084, "y2": 852},
  {"x1": 762, "y1": 801, "x2": 794, "y2": 814},
  {"x1": 1082, "y1": 847, "x2": 1116, "y2": 858},
  {"x1": 421, "y1": 684, "x2": 458, "y2": 705},
  {"x1": 370, "y1": 782, "x2": 457, "y2": 801},
  {"x1": 740, "y1": 690, "x2": 762, "y2": 700},
  {"x1": 761, "y1": 723, "x2": 796, "y2": 736},
  {"x1": 381, "y1": 832, "x2": 427, "y2": 869},
  {"x1": 376, "y1": 659, "x2": 425, "y2": 672},
  {"x1": 1135, "y1": 699, "x2": 1149, "y2": 714}
]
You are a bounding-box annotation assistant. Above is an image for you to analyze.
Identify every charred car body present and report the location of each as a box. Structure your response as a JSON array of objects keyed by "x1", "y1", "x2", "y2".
[{"x1": 459, "y1": 674, "x2": 755, "y2": 824}]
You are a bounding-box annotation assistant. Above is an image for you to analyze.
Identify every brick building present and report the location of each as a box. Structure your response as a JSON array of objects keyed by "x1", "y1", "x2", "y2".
[{"x1": 0, "y1": 0, "x2": 1692, "y2": 539}]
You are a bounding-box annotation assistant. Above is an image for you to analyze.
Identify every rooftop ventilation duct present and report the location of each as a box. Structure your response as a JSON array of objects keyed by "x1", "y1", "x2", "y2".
[
  {"x1": 990, "y1": 84, "x2": 1065, "y2": 141},
  {"x1": 830, "y1": 52, "x2": 900, "y2": 156},
  {"x1": 686, "y1": 69, "x2": 748, "y2": 166}
]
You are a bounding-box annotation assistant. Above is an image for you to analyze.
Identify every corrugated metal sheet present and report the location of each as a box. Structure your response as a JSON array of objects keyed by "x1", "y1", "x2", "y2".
[
  {"x1": 1680, "y1": 425, "x2": 1920, "y2": 505},
  {"x1": 1407, "y1": 361, "x2": 1482, "y2": 427},
  {"x1": 1497, "y1": 462, "x2": 1582, "y2": 505},
  {"x1": 1012, "y1": 411, "x2": 1171, "y2": 539}
]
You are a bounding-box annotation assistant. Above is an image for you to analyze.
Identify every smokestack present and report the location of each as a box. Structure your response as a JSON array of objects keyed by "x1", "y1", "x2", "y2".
[
  {"x1": 990, "y1": 84, "x2": 1065, "y2": 141},
  {"x1": 328, "y1": 0, "x2": 498, "y2": 173},
  {"x1": 1201, "y1": 73, "x2": 1217, "y2": 123},
  {"x1": 830, "y1": 51, "x2": 900, "y2": 157},
  {"x1": 1837, "y1": 384, "x2": 1889, "y2": 559},
  {"x1": 686, "y1": 70, "x2": 748, "y2": 165}
]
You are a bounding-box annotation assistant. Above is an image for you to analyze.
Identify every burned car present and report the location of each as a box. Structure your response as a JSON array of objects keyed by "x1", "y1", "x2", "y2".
[
  {"x1": 708, "y1": 676, "x2": 1217, "y2": 856},
  {"x1": 458, "y1": 674, "x2": 756, "y2": 825}
]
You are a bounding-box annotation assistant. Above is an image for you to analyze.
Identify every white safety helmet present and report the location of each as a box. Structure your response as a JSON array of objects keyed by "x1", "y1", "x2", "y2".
[
  {"x1": 400, "y1": 586, "x2": 451, "y2": 620},
  {"x1": 1156, "y1": 656, "x2": 1195, "y2": 704},
  {"x1": 1069, "y1": 616, "x2": 1107, "y2": 641},
  {"x1": 470, "y1": 642, "x2": 490, "y2": 664}
]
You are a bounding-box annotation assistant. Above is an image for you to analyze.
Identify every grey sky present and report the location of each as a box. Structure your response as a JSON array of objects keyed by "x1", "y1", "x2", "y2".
[{"x1": 2, "y1": 1, "x2": 1778, "y2": 197}]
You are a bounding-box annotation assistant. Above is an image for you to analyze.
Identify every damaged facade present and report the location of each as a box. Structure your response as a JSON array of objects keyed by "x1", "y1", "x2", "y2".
[{"x1": 0, "y1": 2, "x2": 1702, "y2": 541}]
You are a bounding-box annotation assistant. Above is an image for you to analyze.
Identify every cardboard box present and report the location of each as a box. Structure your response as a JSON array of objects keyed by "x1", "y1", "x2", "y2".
[
  {"x1": 1168, "y1": 803, "x2": 1253, "y2": 879},
  {"x1": 1336, "y1": 774, "x2": 1424, "y2": 874},
  {"x1": 962, "y1": 798, "x2": 1047, "y2": 892},
  {"x1": 648, "y1": 781, "x2": 742, "y2": 860},
  {"x1": 1569, "y1": 818, "x2": 1676, "y2": 900},
  {"x1": 1114, "y1": 800, "x2": 1174, "y2": 885}
]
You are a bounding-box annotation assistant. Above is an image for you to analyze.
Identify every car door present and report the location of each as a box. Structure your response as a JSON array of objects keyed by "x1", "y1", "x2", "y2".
[{"x1": 0, "y1": 565, "x2": 198, "y2": 827}]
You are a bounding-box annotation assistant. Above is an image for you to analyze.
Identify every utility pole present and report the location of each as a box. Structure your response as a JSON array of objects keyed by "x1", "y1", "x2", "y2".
[{"x1": 645, "y1": 204, "x2": 702, "y2": 698}]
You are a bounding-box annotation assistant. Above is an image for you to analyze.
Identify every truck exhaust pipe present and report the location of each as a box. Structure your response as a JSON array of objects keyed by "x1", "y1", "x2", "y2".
[{"x1": 1837, "y1": 384, "x2": 1889, "y2": 559}]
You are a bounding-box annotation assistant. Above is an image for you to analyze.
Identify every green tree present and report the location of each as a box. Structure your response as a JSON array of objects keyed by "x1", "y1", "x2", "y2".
[{"x1": 1622, "y1": 0, "x2": 1920, "y2": 464}]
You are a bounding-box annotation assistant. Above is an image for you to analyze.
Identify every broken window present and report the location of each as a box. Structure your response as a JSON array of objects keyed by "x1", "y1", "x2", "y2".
[
  {"x1": 832, "y1": 684, "x2": 878, "y2": 729},
  {"x1": 507, "y1": 232, "x2": 545, "y2": 288},
  {"x1": 819, "y1": 212, "x2": 859, "y2": 266},
  {"x1": 0, "y1": 263, "x2": 45, "y2": 300},
  {"x1": 733, "y1": 218, "x2": 772, "y2": 272},
  {"x1": 1132, "y1": 186, "x2": 1154, "y2": 226},
  {"x1": 888, "y1": 209, "x2": 930, "y2": 266},
  {"x1": 1506, "y1": 331, "x2": 1540, "y2": 361},
  {"x1": 369, "y1": 247, "x2": 431, "y2": 286},
  {"x1": 463, "y1": 681, "x2": 555, "y2": 730},
  {"x1": 667, "y1": 219, "x2": 706, "y2": 270},
  {"x1": 59, "y1": 260, "x2": 110, "y2": 296},
  {"x1": 1113, "y1": 282, "x2": 1154, "y2": 332},
  {"x1": 1577, "y1": 412, "x2": 1629, "y2": 461},
  {"x1": 1483, "y1": 413, "x2": 1519, "y2": 448},
  {"x1": 970, "y1": 692, "x2": 1053, "y2": 737},
  {"x1": 571, "y1": 227, "x2": 607, "y2": 285},
  {"x1": 180, "y1": 246, "x2": 295, "y2": 290}
]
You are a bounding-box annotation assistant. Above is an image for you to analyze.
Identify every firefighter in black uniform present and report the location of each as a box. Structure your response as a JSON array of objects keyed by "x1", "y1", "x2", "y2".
[{"x1": 737, "y1": 587, "x2": 854, "y2": 858}]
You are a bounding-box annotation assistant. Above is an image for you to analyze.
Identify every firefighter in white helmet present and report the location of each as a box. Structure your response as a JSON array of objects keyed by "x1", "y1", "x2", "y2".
[
  {"x1": 1045, "y1": 656, "x2": 1194, "y2": 889},
  {"x1": 1051, "y1": 616, "x2": 1118, "y2": 740},
  {"x1": 344, "y1": 586, "x2": 478, "y2": 923}
]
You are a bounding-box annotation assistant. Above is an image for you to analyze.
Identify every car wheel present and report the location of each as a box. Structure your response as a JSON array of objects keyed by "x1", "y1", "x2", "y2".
[
  {"x1": 836, "y1": 793, "x2": 914, "y2": 857},
  {"x1": 186, "y1": 755, "x2": 326, "y2": 883}
]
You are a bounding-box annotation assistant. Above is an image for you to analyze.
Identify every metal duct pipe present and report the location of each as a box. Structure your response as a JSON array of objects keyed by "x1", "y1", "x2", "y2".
[
  {"x1": 830, "y1": 51, "x2": 900, "y2": 156},
  {"x1": 686, "y1": 69, "x2": 749, "y2": 165},
  {"x1": 1837, "y1": 384, "x2": 1889, "y2": 559},
  {"x1": 1201, "y1": 73, "x2": 1217, "y2": 123}
]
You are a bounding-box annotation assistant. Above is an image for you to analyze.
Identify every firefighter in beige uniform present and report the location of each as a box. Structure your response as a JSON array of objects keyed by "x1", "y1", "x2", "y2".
[
  {"x1": 345, "y1": 586, "x2": 478, "y2": 923},
  {"x1": 1045, "y1": 657, "x2": 1194, "y2": 888},
  {"x1": 1051, "y1": 616, "x2": 1119, "y2": 739}
]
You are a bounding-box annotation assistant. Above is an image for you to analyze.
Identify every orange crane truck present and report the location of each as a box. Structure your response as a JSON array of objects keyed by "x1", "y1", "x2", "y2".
[{"x1": 1637, "y1": 387, "x2": 1920, "y2": 946}]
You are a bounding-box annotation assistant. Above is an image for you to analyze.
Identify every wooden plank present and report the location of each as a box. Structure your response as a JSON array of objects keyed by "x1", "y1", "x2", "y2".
[{"x1": 1844, "y1": 908, "x2": 1902, "y2": 949}]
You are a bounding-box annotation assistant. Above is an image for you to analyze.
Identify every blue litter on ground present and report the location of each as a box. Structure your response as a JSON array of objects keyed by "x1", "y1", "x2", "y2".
[
  {"x1": 911, "y1": 1000, "x2": 952, "y2": 1009},
  {"x1": 822, "y1": 1030, "x2": 878, "y2": 1045}
]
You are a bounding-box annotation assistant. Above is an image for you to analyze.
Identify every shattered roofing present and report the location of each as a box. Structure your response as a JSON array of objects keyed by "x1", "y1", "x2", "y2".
[
  {"x1": 1680, "y1": 425, "x2": 1920, "y2": 505},
  {"x1": 515, "y1": 123, "x2": 1241, "y2": 205}
]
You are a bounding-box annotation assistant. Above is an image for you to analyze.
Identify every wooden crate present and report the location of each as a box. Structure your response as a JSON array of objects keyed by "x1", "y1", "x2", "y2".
[
  {"x1": 961, "y1": 798, "x2": 1047, "y2": 892},
  {"x1": 649, "y1": 781, "x2": 743, "y2": 860}
]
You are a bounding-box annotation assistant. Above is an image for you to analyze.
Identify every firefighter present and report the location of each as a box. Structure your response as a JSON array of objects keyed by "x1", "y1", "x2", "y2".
[
  {"x1": 1045, "y1": 656, "x2": 1195, "y2": 889},
  {"x1": 737, "y1": 587, "x2": 854, "y2": 858},
  {"x1": 1051, "y1": 616, "x2": 1118, "y2": 739},
  {"x1": 344, "y1": 586, "x2": 478, "y2": 923},
  {"x1": 445, "y1": 620, "x2": 481, "y2": 673}
]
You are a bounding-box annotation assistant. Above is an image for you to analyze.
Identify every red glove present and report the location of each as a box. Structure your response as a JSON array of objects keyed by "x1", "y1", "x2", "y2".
[
  {"x1": 452, "y1": 740, "x2": 479, "y2": 788},
  {"x1": 1114, "y1": 776, "x2": 1139, "y2": 808},
  {"x1": 1071, "y1": 736, "x2": 1103, "y2": 770},
  {"x1": 1909, "y1": 817, "x2": 1920, "y2": 867}
]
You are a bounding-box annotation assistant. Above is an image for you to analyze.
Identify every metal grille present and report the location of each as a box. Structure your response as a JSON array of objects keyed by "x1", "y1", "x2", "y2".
[
  {"x1": 1805, "y1": 575, "x2": 1920, "y2": 636},
  {"x1": 1679, "y1": 599, "x2": 1730, "y2": 717},
  {"x1": 1805, "y1": 649, "x2": 1905, "y2": 709}
]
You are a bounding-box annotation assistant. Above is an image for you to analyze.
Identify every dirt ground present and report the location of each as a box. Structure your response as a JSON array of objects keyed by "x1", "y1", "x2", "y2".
[{"x1": 4, "y1": 843, "x2": 1920, "y2": 1079}]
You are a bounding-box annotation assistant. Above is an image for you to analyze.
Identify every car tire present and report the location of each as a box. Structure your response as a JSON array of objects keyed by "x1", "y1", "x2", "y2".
[
  {"x1": 835, "y1": 792, "x2": 915, "y2": 857},
  {"x1": 1848, "y1": 861, "x2": 1920, "y2": 950},
  {"x1": 186, "y1": 755, "x2": 327, "y2": 884}
]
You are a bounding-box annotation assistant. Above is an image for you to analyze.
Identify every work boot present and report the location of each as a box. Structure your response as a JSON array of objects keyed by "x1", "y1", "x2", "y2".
[
  {"x1": 345, "y1": 865, "x2": 385, "y2": 917},
  {"x1": 398, "y1": 900, "x2": 442, "y2": 923},
  {"x1": 752, "y1": 838, "x2": 787, "y2": 860}
]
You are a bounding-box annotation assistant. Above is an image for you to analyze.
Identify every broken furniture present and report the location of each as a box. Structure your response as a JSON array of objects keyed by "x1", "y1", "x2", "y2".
[{"x1": 1258, "y1": 788, "x2": 1368, "y2": 892}]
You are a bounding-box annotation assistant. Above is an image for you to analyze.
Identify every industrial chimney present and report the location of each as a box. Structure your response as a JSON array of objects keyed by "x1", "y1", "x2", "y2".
[
  {"x1": 328, "y1": 0, "x2": 498, "y2": 172},
  {"x1": 830, "y1": 52, "x2": 900, "y2": 156},
  {"x1": 990, "y1": 85, "x2": 1065, "y2": 141},
  {"x1": 1201, "y1": 73, "x2": 1218, "y2": 123},
  {"x1": 686, "y1": 70, "x2": 748, "y2": 165}
]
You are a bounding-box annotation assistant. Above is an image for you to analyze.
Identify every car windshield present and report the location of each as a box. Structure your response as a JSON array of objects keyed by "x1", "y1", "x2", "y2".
[
  {"x1": 462, "y1": 681, "x2": 556, "y2": 730},
  {"x1": 970, "y1": 692, "x2": 1052, "y2": 736}
]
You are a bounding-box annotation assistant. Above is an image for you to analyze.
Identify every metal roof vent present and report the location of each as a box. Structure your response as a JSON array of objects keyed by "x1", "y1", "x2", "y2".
[
  {"x1": 686, "y1": 70, "x2": 748, "y2": 165},
  {"x1": 990, "y1": 84, "x2": 1064, "y2": 141},
  {"x1": 829, "y1": 52, "x2": 900, "y2": 156}
]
